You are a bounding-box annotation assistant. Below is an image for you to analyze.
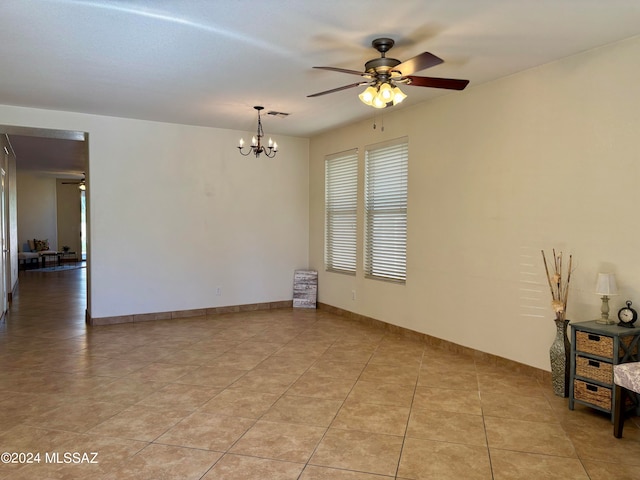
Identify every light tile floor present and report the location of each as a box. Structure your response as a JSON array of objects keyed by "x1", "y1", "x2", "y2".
[{"x1": 0, "y1": 269, "x2": 639, "y2": 479}]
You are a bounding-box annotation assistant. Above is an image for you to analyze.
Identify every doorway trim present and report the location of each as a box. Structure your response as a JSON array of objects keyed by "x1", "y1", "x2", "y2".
[{"x1": 1, "y1": 125, "x2": 90, "y2": 320}]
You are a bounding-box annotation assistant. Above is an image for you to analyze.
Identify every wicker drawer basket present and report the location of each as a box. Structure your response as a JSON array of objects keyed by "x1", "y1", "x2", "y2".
[
  {"x1": 575, "y1": 355, "x2": 612, "y2": 383},
  {"x1": 574, "y1": 379, "x2": 611, "y2": 410},
  {"x1": 575, "y1": 331, "x2": 638, "y2": 359}
]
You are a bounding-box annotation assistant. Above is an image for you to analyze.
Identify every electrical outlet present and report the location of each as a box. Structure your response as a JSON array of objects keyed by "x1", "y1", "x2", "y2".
[
  {"x1": 216, "y1": 287, "x2": 222, "y2": 296},
  {"x1": 352, "y1": 290, "x2": 356, "y2": 300}
]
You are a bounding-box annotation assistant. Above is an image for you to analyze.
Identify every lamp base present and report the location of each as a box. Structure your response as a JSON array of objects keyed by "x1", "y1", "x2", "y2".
[
  {"x1": 596, "y1": 295, "x2": 614, "y2": 325},
  {"x1": 595, "y1": 318, "x2": 615, "y2": 325}
]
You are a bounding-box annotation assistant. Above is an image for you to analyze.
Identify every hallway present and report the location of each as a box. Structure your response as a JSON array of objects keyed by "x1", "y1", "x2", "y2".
[{"x1": 0, "y1": 269, "x2": 638, "y2": 479}]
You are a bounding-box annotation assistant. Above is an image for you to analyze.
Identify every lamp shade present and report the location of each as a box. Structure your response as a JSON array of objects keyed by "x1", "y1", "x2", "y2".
[
  {"x1": 378, "y1": 82, "x2": 394, "y2": 102},
  {"x1": 392, "y1": 86, "x2": 407, "y2": 105},
  {"x1": 372, "y1": 95, "x2": 387, "y2": 109},
  {"x1": 595, "y1": 273, "x2": 618, "y2": 296},
  {"x1": 358, "y1": 86, "x2": 377, "y2": 106}
]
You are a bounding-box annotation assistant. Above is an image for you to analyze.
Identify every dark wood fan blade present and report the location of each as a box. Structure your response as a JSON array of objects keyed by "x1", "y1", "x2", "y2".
[
  {"x1": 406, "y1": 75, "x2": 469, "y2": 90},
  {"x1": 307, "y1": 82, "x2": 366, "y2": 97},
  {"x1": 394, "y1": 52, "x2": 443, "y2": 76},
  {"x1": 313, "y1": 66, "x2": 366, "y2": 76}
]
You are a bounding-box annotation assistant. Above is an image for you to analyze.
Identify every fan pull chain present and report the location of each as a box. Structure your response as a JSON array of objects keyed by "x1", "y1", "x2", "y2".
[{"x1": 372, "y1": 113, "x2": 385, "y2": 132}]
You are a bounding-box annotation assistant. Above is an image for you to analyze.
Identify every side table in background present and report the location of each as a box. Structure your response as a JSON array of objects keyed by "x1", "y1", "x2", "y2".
[{"x1": 59, "y1": 251, "x2": 78, "y2": 266}]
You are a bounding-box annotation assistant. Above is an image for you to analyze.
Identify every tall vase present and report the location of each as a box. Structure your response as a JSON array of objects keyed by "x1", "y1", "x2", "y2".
[{"x1": 550, "y1": 318, "x2": 571, "y2": 397}]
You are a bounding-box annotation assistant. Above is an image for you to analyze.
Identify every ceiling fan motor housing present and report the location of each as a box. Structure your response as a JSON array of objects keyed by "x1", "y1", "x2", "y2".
[
  {"x1": 365, "y1": 57, "x2": 402, "y2": 79},
  {"x1": 367, "y1": 38, "x2": 402, "y2": 80}
]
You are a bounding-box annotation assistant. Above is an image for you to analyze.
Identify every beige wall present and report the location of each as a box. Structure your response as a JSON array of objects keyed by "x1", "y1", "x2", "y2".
[
  {"x1": 56, "y1": 180, "x2": 82, "y2": 254},
  {"x1": 309, "y1": 35, "x2": 640, "y2": 371},
  {"x1": 15, "y1": 175, "x2": 81, "y2": 257},
  {"x1": 0, "y1": 109, "x2": 310, "y2": 320},
  {"x1": 16, "y1": 172, "x2": 58, "y2": 252}
]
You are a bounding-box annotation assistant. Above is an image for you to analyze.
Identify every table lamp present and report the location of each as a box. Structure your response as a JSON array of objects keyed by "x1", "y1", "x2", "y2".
[{"x1": 595, "y1": 273, "x2": 618, "y2": 325}]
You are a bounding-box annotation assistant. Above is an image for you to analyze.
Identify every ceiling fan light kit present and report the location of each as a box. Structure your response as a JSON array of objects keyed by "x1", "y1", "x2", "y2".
[
  {"x1": 358, "y1": 82, "x2": 407, "y2": 108},
  {"x1": 238, "y1": 106, "x2": 278, "y2": 158},
  {"x1": 309, "y1": 37, "x2": 469, "y2": 109}
]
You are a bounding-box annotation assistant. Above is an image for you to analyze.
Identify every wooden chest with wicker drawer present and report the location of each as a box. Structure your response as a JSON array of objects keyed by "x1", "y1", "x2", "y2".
[
  {"x1": 573, "y1": 379, "x2": 612, "y2": 411},
  {"x1": 575, "y1": 331, "x2": 637, "y2": 359},
  {"x1": 575, "y1": 355, "x2": 613, "y2": 384},
  {"x1": 569, "y1": 320, "x2": 640, "y2": 420}
]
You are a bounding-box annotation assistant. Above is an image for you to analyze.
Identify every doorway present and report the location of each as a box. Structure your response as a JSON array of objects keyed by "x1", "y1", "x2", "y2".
[{"x1": 0, "y1": 125, "x2": 89, "y2": 320}]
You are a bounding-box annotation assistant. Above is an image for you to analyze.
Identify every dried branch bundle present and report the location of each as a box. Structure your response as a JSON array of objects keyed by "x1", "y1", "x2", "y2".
[{"x1": 541, "y1": 249, "x2": 573, "y2": 321}]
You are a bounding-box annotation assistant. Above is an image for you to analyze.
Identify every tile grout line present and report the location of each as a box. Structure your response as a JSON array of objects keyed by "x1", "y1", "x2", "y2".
[{"x1": 393, "y1": 344, "x2": 425, "y2": 480}]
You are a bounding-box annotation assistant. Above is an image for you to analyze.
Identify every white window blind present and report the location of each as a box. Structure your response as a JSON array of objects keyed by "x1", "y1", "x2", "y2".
[
  {"x1": 325, "y1": 149, "x2": 358, "y2": 274},
  {"x1": 365, "y1": 138, "x2": 408, "y2": 283}
]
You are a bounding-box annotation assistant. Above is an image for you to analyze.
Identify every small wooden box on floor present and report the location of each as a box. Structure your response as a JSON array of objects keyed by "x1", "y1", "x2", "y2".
[{"x1": 293, "y1": 270, "x2": 317, "y2": 308}]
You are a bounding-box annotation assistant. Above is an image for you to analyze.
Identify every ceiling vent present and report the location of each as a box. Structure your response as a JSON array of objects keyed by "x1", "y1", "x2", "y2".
[{"x1": 267, "y1": 111, "x2": 290, "y2": 118}]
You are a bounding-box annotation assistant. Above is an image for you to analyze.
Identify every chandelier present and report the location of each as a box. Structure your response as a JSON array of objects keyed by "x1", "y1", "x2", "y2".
[
  {"x1": 358, "y1": 81, "x2": 407, "y2": 109},
  {"x1": 237, "y1": 106, "x2": 278, "y2": 158}
]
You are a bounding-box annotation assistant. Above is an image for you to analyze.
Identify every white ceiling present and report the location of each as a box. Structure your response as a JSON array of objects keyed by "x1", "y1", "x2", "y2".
[{"x1": 2, "y1": 0, "x2": 640, "y2": 172}]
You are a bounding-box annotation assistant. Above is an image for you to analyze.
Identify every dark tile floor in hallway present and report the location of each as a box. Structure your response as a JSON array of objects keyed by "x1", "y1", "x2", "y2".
[{"x1": 0, "y1": 268, "x2": 639, "y2": 479}]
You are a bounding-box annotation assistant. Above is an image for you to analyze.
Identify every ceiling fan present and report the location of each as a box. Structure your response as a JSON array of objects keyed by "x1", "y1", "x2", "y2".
[
  {"x1": 62, "y1": 173, "x2": 86, "y2": 190},
  {"x1": 308, "y1": 37, "x2": 469, "y2": 108}
]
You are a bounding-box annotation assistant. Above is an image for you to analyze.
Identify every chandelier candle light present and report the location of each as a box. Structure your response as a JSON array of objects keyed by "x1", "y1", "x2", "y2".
[{"x1": 238, "y1": 106, "x2": 278, "y2": 158}]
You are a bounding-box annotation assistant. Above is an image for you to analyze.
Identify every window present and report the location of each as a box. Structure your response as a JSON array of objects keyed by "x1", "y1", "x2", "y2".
[
  {"x1": 325, "y1": 149, "x2": 358, "y2": 274},
  {"x1": 365, "y1": 138, "x2": 408, "y2": 283}
]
